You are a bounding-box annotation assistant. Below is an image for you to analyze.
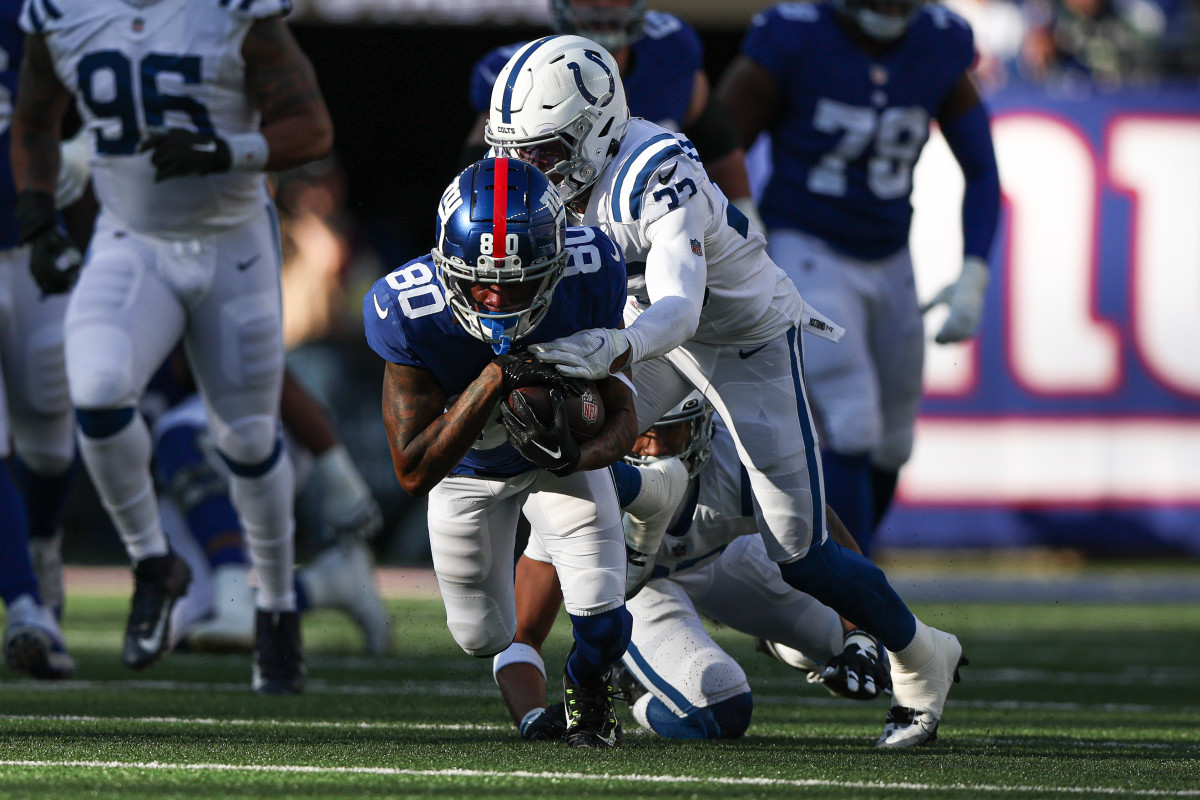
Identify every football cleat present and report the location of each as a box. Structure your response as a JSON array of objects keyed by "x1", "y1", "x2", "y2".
[
  {"x1": 252, "y1": 609, "x2": 306, "y2": 695},
  {"x1": 3, "y1": 594, "x2": 75, "y2": 679},
  {"x1": 876, "y1": 628, "x2": 967, "y2": 748},
  {"x1": 519, "y1": 701, "x2": 568, "y2": 741},
  {"x1": 186, "y1": 563, "x2": 256, "y2": 653},
  {"x1": 612, "y1": 662, "x2": 647, "y2": 706},
  {"x1": 299, "y1": 538, "x2": 394, "y2": 656},
  {"x1": 563, "y1": 663, "x2": 622, "y2": 749},
  {"x1": 123, "y1": 551, "x2": 192, "y2": 670}
]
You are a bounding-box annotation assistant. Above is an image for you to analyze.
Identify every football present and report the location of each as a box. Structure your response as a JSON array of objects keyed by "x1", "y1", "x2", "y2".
[{"x1": 508, "y1": 381, "x2": 605, "y2": 443}]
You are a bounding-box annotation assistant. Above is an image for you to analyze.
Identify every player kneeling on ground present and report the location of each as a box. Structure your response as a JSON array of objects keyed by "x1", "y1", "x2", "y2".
[
  {"x1": 495, "y1": 393, "x2": 893, "y2": 742},
  {"x1": 363, "y1": 158, "x2": 638, "y2": 748}
]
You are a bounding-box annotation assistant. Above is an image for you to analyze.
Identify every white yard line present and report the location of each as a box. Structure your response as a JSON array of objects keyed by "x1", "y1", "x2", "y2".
[{"x1": 0, "y1": 759, "x2": 1197, "y2": 796}]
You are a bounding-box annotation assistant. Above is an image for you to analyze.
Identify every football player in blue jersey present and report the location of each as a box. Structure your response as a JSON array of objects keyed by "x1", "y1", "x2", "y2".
[
  {"x1": 715, "y1": 0, "x2": 1002, "y2": 559},
  {"x1": 463, "y1": 0, "x2": 762, "y2": 231},
  {"x1": 364, "y1": 158, "x2": 638, "y2": 748},
  {"x1": 12, "y1": 0, "x2": 333, "y2": 694},
  {"x1": 0, "y1": 0, "x2": 91, "y2": 680},
  {"x1": 487, "y1": 34, "x2": 966, "y2": 748}
]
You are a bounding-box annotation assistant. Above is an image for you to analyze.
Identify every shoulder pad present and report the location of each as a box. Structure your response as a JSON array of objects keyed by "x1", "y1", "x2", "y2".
[{"x1": 609, "y1": 132, "x2": 704, "y2": 224}]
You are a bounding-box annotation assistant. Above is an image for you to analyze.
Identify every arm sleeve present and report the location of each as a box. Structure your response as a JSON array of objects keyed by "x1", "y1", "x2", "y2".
[
  {"x1": 622, "y1": 202, "x2": 709, "y2": 365},
  {"x1": 941, "y1": 100, "x2": 1001, "y2": 262}
]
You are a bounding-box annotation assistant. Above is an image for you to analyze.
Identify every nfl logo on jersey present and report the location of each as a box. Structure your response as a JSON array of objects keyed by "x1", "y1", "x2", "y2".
[{"x1": 690, "y1": 238, "x2": 702, "y2": 256}]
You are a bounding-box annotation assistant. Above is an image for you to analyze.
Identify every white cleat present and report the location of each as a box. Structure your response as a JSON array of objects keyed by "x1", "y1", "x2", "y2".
[
  {"x1": 3, "y1": 594, "x2": 75, "y2": 679},
  {"x1": 186, "y1": 564, "x2": 256, "y2": 653},
  {"x1": 876, "y1": 627, "x2": 967, "y2": 748},
  {"x1": 300, "y1": 538, "x2": 393, "y2": 656}
]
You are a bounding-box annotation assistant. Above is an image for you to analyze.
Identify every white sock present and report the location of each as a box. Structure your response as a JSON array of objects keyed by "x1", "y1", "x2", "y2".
[
  {"x1": 632, "y1": 692, "x2": 653, "y2": 730},
  {"x1": 890, "y1": 618, "x2": 934, "y2": 674},
  {"x1": 229, "y1": 452, "x2": 296, "y2": 612},
  {"x1": 77, "y1": 415, "x2": 167, "y2": 562}
]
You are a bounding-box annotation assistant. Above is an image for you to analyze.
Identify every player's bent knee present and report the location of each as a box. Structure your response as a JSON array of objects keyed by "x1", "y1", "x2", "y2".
[
  {"x1": 69, "y1": 366, "x2": 136, "y2": 412},
  {"x1": 213, "y1": 415, "x2": 278, "y2": 467},
  {"x1": 710, "y1": 692, "x2": 754, "y2": 739},
  {"x1": 452, "y1": 624, "x2": 515, "y2": 658}
]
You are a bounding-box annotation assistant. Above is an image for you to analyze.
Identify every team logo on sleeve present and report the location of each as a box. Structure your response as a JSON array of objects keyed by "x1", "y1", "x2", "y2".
[{"x1": 690, "y1": 238, "x2": 703, "y2": 256}]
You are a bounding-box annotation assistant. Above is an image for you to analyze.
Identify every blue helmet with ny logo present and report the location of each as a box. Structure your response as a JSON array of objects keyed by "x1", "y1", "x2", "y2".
[
  {"x1": 486, "y1": 35, "x2": 629, "y2": 204},
  {"x1": 432, "y1": 158, "x2": 569, "y2": 354}
]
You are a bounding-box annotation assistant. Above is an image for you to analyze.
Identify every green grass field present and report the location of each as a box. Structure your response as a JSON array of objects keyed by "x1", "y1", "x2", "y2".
[{"x1": 3, "y1": 571, "x2": 1199, "y2": 799}]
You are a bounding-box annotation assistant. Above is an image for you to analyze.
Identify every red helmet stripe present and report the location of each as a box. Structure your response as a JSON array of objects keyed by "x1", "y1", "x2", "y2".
[{"x1": 492, "y1": 158, "x2": 509, "y2": 261}]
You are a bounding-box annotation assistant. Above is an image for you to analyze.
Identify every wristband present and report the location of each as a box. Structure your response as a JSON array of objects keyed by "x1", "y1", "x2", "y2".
[{"x1": 226, "y1": 132, "x2": 269, "y2": 172}]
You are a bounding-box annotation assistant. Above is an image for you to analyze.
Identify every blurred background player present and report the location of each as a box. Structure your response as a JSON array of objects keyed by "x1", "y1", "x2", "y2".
[
  {"x1": 364, "y1": 159, "x2": 638, "y2": 748},
  {"x1": 0, "y1": 0, "x2": 91, "y2": 680},
  {"x1": 495, "y1": 393, "x2": 891, "y2": 742},
  {"x1": 145, "y1": 354, "x2": 391, "y2": 656},
  {"x1": 488, "y1": 35, "x2": 964, "y2": 748},
  {"x1": 11, "y1": 0, "x2": 333, "y2": 694},
  {"x1": 463, "y1": 0, "x2": 762, "y2": 231},
  {"x1": 715, "y1": 0, "x2": 1001, "y2": 558}
]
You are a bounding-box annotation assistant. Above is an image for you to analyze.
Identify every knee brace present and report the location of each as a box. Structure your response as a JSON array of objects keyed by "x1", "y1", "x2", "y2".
[{"x1": 75, "y1": 407, "x2": 135, "y2": 440}]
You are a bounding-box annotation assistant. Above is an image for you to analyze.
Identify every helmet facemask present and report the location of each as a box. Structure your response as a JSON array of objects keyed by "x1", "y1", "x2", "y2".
[
  {"x1": 432, "y1": 159, "x2": 569, "y2": 354},
  {"x1": 549, "y1": 0, "x2": 649, "y2": 53},
  {"x1": 624, "y1": 392, "x2": 716, "y2": 478},
  {"x1": 833, "y1": 0, "x2": 924, "y2": 40}
]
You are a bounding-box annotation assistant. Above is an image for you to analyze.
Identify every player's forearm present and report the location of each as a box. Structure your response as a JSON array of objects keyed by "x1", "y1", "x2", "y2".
[
  {"x1": 624, "y1": 209, "x2": 707, "y2": 365},
  {"x1": 574, "y1": 373, "x2": 637, "y2": 472},
  {"x1": 943, "y1": 102, "x2": 1001, "y2": 262},
  {"x1": 11, "y1": 37, "x2": 72, "y2": 194},
  {"x1": 383, "y1": 364, "x2": 503, "y2": 496},
  {"x1": 259, "y1": 108, "x2": 334, "y2": 171}
]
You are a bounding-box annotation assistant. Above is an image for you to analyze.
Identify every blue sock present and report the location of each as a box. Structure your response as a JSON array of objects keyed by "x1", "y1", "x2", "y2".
[
  {"x1": 644, "y1": 692, "x2": 753, "y2": 740},
  {"x1": 778, "y1": 535, "x2": 916, "y2": 653},
  {"x1": 294, "y1": 576, "x2": 310, "y2": 613},
  {"x1": 12, "y1": 455, "x2": 77, "y2": 542},
  {"x1": 154, "y1": 425, "x2": 246, "y2": 569},
  {"x1": 820, "y1": 450, "x2": 874, "y2": 557},
  {"x1": 610, "y1": 461, "x2": 643, "y2": 508},
  {"x1": 566, "y1": 605, "x2": 633, "y2": 686},
  {"x1": 0, "y1": 459, "x2": 41, "y2": 606}
]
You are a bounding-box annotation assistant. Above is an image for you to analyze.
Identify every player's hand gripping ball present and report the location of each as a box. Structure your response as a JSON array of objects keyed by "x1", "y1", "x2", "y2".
[{"x1": 508, "y1": 380, "x2": 605, "y2": 444}]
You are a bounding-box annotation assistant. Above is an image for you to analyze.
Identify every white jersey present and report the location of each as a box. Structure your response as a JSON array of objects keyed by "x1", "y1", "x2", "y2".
[
  {"x1": 580, "y1": 118, "x2": 803, "y2": 345},
  {"x1": 21, "y1": 0, "x2": 285, "y2": 237},
  {"x1": 654, "y1": 422, "x2": 759, "y2": 575}
]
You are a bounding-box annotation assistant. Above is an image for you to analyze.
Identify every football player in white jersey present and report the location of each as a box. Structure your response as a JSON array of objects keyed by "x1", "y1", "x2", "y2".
[
  {"x1": 495, "y1": 393, "x2": 892, "y2": 742},
  {"x1": 11, "y1": 0, "x2": 333, "y2": 695},
  {"x1": 486, "y1": 35, "x2": 965, "y2": 747}
]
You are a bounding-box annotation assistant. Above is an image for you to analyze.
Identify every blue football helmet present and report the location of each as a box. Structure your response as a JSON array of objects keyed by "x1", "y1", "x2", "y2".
[
  {"x1": 550, "y1": 0, "x2": 648, "y2": 53},
  {"x1": 832, "y1": 0, "x2": 924, "y2": 40},
  {"x1": 432, "y1": 158, "x2": 569, "y2": 354}
]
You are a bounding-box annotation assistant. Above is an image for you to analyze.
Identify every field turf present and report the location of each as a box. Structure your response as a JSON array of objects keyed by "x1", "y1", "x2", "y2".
[{"x1": 2, "y1": 568, "x2": 1199, "y2": 799}]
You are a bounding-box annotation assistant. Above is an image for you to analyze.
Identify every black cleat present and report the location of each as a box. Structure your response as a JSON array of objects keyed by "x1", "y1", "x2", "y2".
[
  {"x1": 123, "y1": 552, "x2": 192, "y2": 670},
  {"x1": 520, "y1": 701, "x2": 568, "y2": 741},
  {"x1": 252, "y1": 609, "x2": 305, "y2": 695},
  {"x1": 612, "y1": 662, "x2": 647, "y2": 706},
  {"x1": 563, "y1": 665, "x2": 622, "y2": 749}
]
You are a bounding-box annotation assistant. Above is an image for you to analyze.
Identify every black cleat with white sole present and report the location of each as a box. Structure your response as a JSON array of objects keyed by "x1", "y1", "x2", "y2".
[
  {"x1": 122, "y1": 552, "x2": 192, "y2": 670},
  {"x1": 252, "y1": 609, "x2": 305, "y2": 695},
  {"x1": 563, "y1": 665, "x2": 622, "y2": 749}
]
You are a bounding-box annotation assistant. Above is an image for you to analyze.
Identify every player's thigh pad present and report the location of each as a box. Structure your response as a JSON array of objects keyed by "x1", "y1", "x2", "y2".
[
  {"x1": 427, "y1": 473, "x2": 531, "y2": 656},
  {"x1": 869, "y1": 248, "x2": 924, "y2": 470},
  {"x1": 624, "y1": 576, "x2": 749, "y2": 715},
  {"x1": 523, "y1": 469, "x2": 624, "y2": 617},
  {"x1": 667, "y1": 336, "x2": 823, "y2": 561},
  {"x1": 65, "y1": 220, "x2": 187, "y2": 410},
  {"x1": 682, "y1": 535, "x2": 843, "y2": 665},
  {"x1": 769, "y1": 229, "x2": 881, "y2": 455}
]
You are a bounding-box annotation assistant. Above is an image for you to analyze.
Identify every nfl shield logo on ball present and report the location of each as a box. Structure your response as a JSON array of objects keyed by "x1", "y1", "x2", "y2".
[{"x1": 581, "y1": 389, "x2": 599, "y2": 424}]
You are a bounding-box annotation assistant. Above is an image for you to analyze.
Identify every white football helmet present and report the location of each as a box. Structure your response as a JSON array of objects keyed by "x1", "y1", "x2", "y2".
[
  {"x1": 549, "y1": 0, "x2": 648, "y2": 53},
  {"x1": 486, "y1": 35, "x2": 629, "y2": 205},
  {"x1": 625, "y1": 391, "x2": 716, "y2": 478}
]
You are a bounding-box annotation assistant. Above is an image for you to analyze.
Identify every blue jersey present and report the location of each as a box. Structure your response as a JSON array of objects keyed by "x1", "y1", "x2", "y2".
[
  {"x1": 469, "y1": 11, "x2": 702, "y2": 131},
  {"x1": 744, "y1": 2, "x2": 974, "y2": 260},
  {"x1": 363, "y1": 226, "x2": 627, "y2": 479},
  {"x1": 0, "y1": 0, "x2": 25, "y2": 249}
]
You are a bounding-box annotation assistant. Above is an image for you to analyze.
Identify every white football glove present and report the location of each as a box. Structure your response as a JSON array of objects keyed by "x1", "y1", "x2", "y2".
[
  {"x1": 527, "y1": 327, "x2": 629, "y2": 380},
  {"x1": 55, "y1": 130, "x2": 92, "y2": 209},
  {"x1": 314, "y1": 444, "x2": 383, "y2": 541},
  {"x1": 924, "y1": 256, "x2": 990, "y2": 344}
]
